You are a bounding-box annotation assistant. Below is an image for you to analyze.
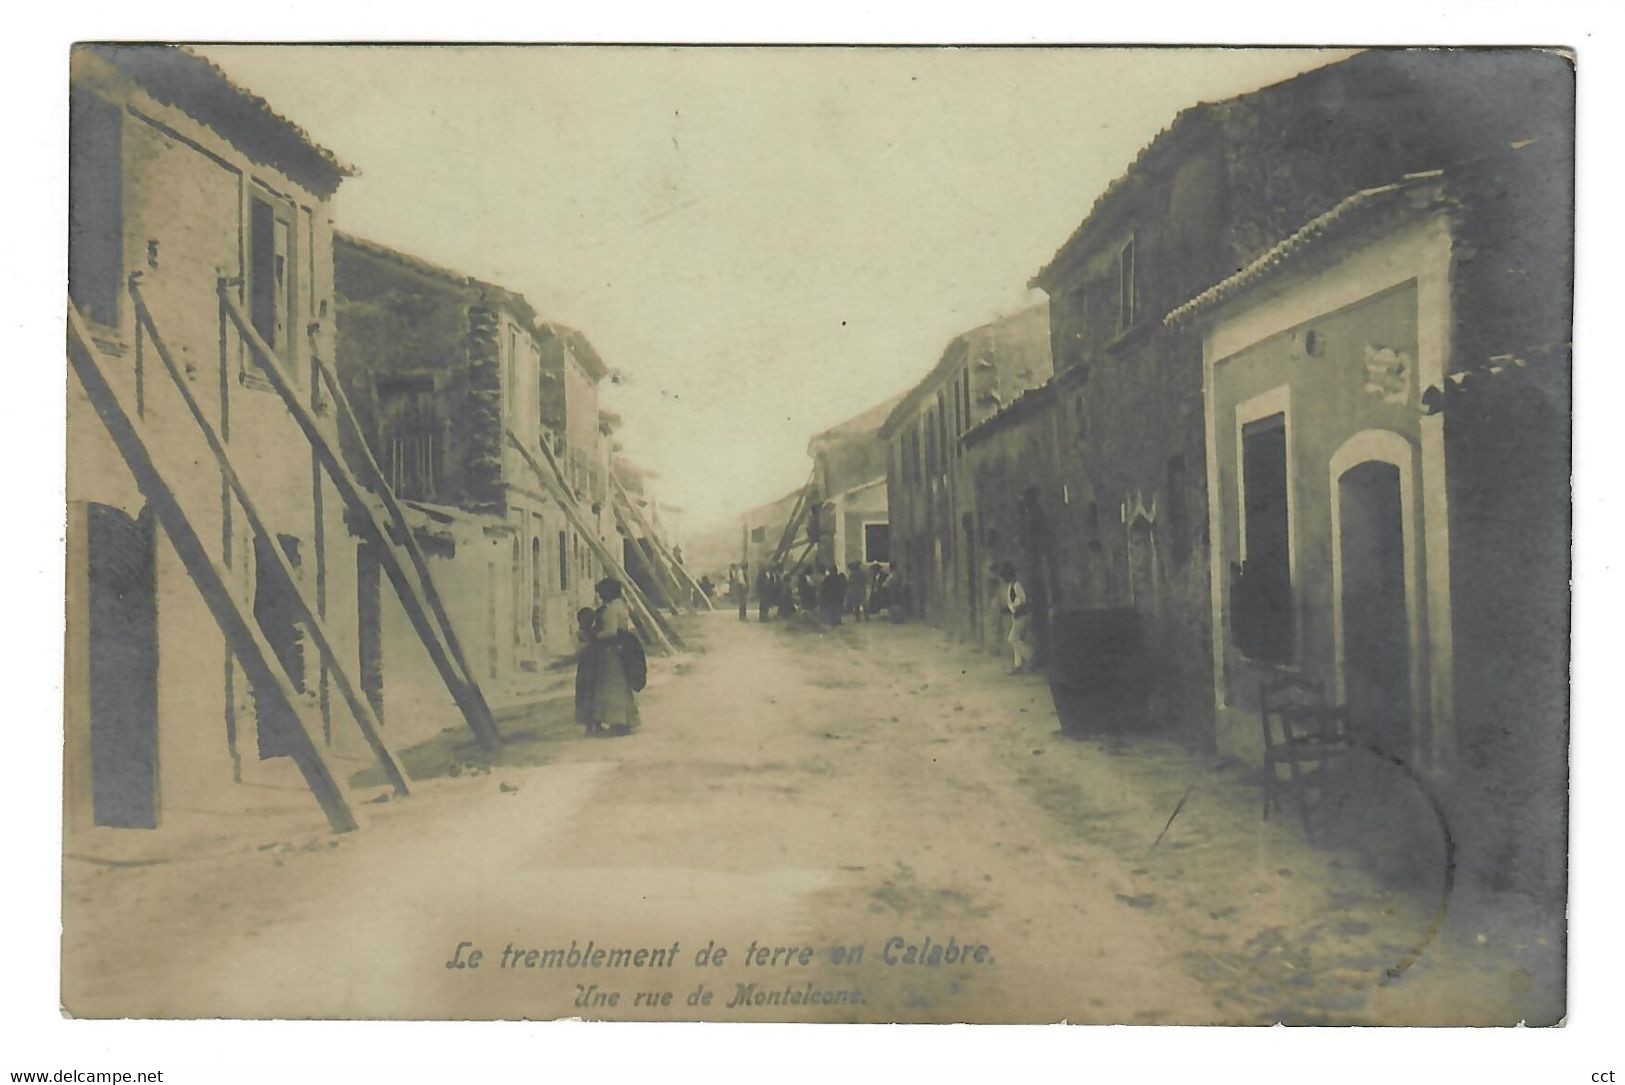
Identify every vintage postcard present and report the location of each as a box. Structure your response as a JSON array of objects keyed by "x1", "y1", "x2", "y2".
[{"x1": 62, "y1": 43, "x2": 1572, "y2": 1025}]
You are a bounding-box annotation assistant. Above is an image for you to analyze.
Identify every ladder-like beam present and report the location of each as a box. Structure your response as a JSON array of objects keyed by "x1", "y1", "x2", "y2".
[
  {"x1": 130, "y1": 279, "x2": 409, "y2": 797},
  {"x1": 612, "y1": 475, "x2": 714, "y2": 611},
  {"x1": 770, "y1": 468, "x2": 817, "y2": 567},
  {"x1": 69, "y1": 303, "x2": 358, "y2": 833},
  {"x1": 506, "y1": 431, "x2": 679, "y2": 656},
  {"x1": 218, "y1": 284, "x2": 501, "y2": 751},
  {"x1": 529, "y1": 433, "x2": 687, "y2": 650},
  {"x1": 617, "y1": 513, "x2": 682, "y2": 612},
  {"x1": 309, "y1": 353, "x2": 490, "y2": 711},
  {"x1": 786, "y1": 536, "x2": 818, "y2": 579}
]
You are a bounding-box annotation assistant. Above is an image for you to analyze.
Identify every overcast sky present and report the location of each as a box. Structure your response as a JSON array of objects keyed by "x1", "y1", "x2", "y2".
[{"x1": 198, "y1": 45, "x2": 1351, "y2": 538}]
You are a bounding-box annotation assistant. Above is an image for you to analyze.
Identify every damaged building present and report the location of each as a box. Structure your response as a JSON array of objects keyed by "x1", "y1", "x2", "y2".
[
  {"x1": 64, "y1": 45, "x2": 679, "y2": 841},
  {"x1": 65, "y1": 45, "x2": 492, "y2": 838},
  {"x1": 1021, "y1": 48, "x2": 1571, "y2": 749},
  {"x1": 883, "y1": 304, "x2": 1054, "y2": 642},
  {"x1": 333, "y1": 234, "x2": 624, "y2": 703},
  {"x1": 1172, "y1": 139, "x2": 1571, "y2": 897}
]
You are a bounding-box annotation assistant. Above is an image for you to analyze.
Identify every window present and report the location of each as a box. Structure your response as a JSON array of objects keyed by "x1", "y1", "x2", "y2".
[
  {"x1": 506, "y1": 326, "x2": 518, "y2": 421},
  {"x1": 531, "y1": 537, "x2": 543, "y2": 641},
  {"x1": 511, "y1": 536, "x2": 524, "y2": 648},
  {"x1": 1118, "y1": 235, "x2": 1138, "y2": 331},
  {"x1": 961, "y1": 366, "x2": 972, "y2": 432},
  {"x1": 1068, "y1": 283, "x2": 1088, "y2": 353},
  {"x1": 69, "y1": 91, "x2": 123, "y2": 328},
  {"x1": 558, "y1": 530, "x2": 570, "y2": 590},
  {"x1": 377, "y1": 376, "x2": 439, "y2": 501},
  {"x1": 1234, "y1": 413, "x2": 1292, "y2": 661},
  {"x1": 249, "y1": 193, "x2": 296, "y2": 359},
  {"x1": 750, "y1": 526, "x2": 766, "y2": 544}
]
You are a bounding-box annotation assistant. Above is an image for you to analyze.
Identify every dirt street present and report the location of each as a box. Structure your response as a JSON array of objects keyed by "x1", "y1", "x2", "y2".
[{"x1": 62, "y1": 612, "x2": 1563, "y2": 1024}]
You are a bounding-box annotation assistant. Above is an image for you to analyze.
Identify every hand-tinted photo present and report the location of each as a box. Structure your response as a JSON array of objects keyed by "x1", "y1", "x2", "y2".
[{"x1": 63, "y1": 44, "x2": 1572, "y2": 1024}]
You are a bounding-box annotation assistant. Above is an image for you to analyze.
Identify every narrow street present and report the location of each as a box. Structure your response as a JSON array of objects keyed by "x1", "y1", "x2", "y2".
[{"x1": 62, "y1": 612, "x2": 1561, "y2": 1025}]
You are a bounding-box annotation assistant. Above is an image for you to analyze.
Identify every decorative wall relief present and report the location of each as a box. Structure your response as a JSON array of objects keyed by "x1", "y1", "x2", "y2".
[{"x1": 1363, "y1": 344, "x2": 1413, "y2": 405}]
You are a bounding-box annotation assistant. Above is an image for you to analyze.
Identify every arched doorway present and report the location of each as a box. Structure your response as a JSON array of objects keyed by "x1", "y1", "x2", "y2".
[
  {"x1": 85, "y1": 502, "x2": 159, "y2": 828},
  {"x1": 1338, "y1": 460, "x2": 1412, "y2": 762}
]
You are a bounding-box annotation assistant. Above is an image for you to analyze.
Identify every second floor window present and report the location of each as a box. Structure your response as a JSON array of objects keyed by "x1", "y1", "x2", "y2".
[
  {"x1": 378, "y1": 376, "x2": 439, "y2": 501},
  {"x1": 1118, "y1": 235, "x2": 1138, "y2": 332},
  {"x1": 69, "y1": 91, "x2": 123, "y2": 328},
  {"x1": 249, "y1": 193, "x2": 296, "y2": 360}
]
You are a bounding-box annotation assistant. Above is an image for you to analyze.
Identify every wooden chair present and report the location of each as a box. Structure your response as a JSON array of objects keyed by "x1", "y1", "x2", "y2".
[{"x1": 1258, "y1": 673, "x2": 1351, "y2": 839}]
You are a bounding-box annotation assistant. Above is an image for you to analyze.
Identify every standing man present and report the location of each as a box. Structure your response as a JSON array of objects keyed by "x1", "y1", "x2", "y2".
[
  {"x1": 1002, "y1": 563, "x2": 1036, "y2": 674},
  {"x1": 730, "y1": 563, "x2": 749, "y2": 621},
  {"x1": 822, "y1": 565, "x2": 848, "y2": 626},
  {"x1": 756, "y1": 566, "x2": 774, "y2": 623},
  {"x1": 846, "y1": 560, "x2": 869, "y2": 622}
]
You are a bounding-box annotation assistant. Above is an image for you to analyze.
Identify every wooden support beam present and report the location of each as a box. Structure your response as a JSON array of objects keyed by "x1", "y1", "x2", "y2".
[
  {"x1": 505, "y1": 431, "x2": 680, "y2": 656},
  {"x1": 770, "y1": 468, "x2": 817, "y2": 567},
  {"x1": 508, "y1": 431, "x2": 680, "y2": 654},
  {"x1": 612, "y1": 475, "x2": 714, "y2": 611},
  {"x1": 786, "y1": 536, "x2": 818, "y2": 579},
  {"x1": 622, "y1": 521, "x2": 682, "y2": 612},
  {"x1": 218, "y1": 285, "x2": 501, "y2": 751},
  {"x1": 612, "y1": 503, "x2": 685, "y2": 614},
  {"x1": 130, "y1": 281, "x2": 409, "y2": 796},
  {"x1": 526, "y1": 433, "x2": 688, "y2": 652},
  {"x1": 69, "y1": 304, "x2": 358, "y2": 833},
  {"x1": 309, "y1": 355, "x2": 488, "y2": 706}
]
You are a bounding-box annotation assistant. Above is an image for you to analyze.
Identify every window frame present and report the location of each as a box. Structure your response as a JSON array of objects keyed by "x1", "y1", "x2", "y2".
[{"x1": 1117, "y1": 234, "x2": 1138, "y2": 332}]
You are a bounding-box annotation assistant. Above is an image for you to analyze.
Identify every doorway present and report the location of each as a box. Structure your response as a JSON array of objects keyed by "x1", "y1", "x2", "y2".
[
  {"x1": 86, "y1": 503, "x2": 159, "y2": 828},
  {"x1": 252, "y1": 533, "x2": 306, "y2": 759},
  {"x1": 962, "y1": 514, "x2": 978, "y2": 632},
  {"x1": 1338, "y1": 461, "x2": 1412, "y2": 763}
]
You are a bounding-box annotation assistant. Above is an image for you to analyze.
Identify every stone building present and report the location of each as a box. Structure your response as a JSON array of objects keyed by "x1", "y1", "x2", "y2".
[
  {"x1": 960, "y1": 383, "x2": 1061, "y2": 655},
  {"x1": 615, "y1": 460, "x2": 685, "y2": 610},
  {"x1": 1173, "y1": 140, "x2": 1570, "y2": 897},
  {"x1": 66, "y1": 45, "x2": 389, "y2": 835},
  {"x1": 333, "y1": 234, "x2": 616, "y2": 706},
  {"x1": 807, "y1": 394, "x2": 903, "y2": 575},
  {"x1": 1028, "y1": 48, "x2": 1573, "y2": 744},
  {"x1": 882, "y1": 305, "x2": 1053, "y2": 634},
  {"x1": 741, "y1": 487, "x2": 806, "y2": 574}
]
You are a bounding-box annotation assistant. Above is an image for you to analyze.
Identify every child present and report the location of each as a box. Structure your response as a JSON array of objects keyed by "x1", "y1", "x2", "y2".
[{"x1": 574, "y1": 607, "x2": 602, "y2": 735}]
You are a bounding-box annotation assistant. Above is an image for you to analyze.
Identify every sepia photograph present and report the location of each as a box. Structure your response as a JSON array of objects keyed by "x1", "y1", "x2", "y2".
[{"x1": 57, "y1": 40, "x2": 1574, "y2": 1030}]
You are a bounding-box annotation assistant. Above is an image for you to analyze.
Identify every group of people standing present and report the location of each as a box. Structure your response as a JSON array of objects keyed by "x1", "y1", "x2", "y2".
[
  {"x1": 566, "y1": 559, "x2": 1034, "y2": 742},
  {"x1": 723, "y1": 559, "x2": 901, "y2": 626}
]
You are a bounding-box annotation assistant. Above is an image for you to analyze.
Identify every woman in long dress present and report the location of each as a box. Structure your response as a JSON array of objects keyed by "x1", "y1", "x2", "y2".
[
  {"x1": 574, "y1": 606, "x2": 602, "y2": 735},
  {"x1": 589, "y1": 577, "x2": 642, "y2": 736}
]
